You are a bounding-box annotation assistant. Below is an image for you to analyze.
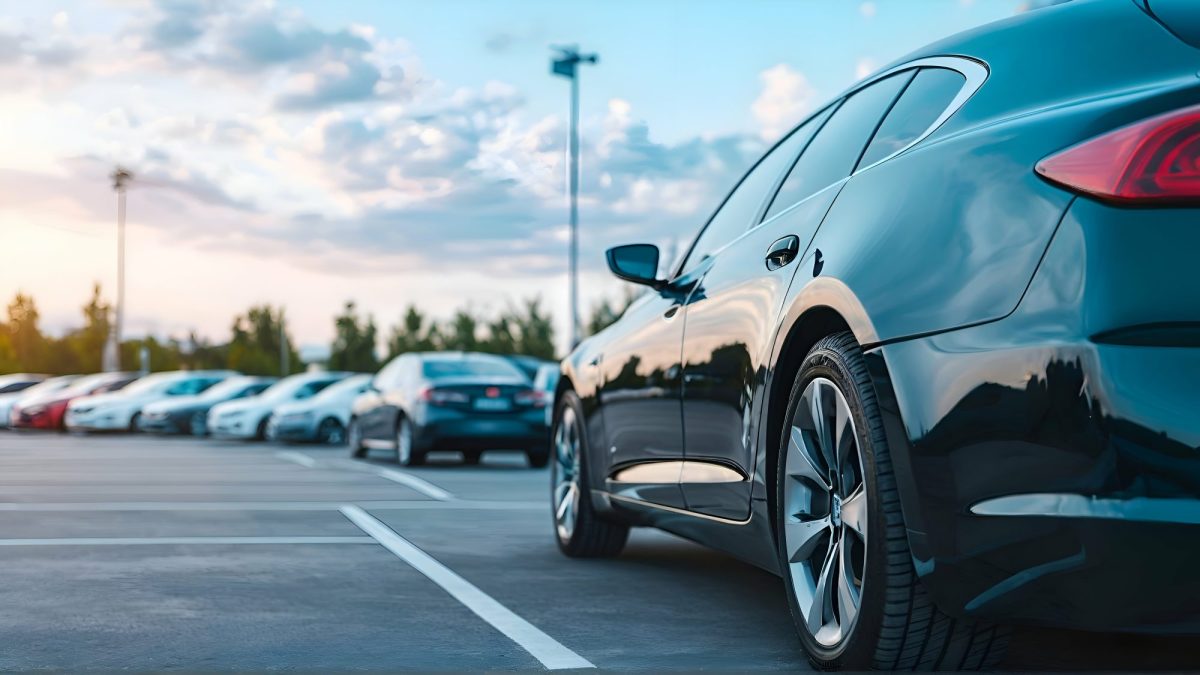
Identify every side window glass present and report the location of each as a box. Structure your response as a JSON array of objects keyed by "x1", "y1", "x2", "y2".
[
  {"x1": 679, "y1": 108, "x2": 831, "y2": 271},
  {"x1": 763, "y1": 70, "x2": 913, "y2": 221},
  {"x1": 858, "y1": 67, "x2": 965, "y2": 169}
]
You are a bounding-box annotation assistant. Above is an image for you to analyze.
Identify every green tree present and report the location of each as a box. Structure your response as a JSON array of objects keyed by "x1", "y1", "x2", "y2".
[
  {"x1": 587, "y1": 288, "x2": 638, "y2": 336},
  {"x1": 329, "y1": 301, "x2": 379, "y2": 372},
  {"x1": 443, "y1": 309, "x2": 480, "y2": 352},
  {"x1": 6, "y1": 292, "x2": 46, "y2": 372},
  {"x1": 511, "y1": 298, "x2": 555, "y2": 359},
  {"x1": 70, "y1": 283, "x2": 111, "y2": 373},
  {"x1": 227, "y1": 305, "x2": 300, "y2": 376},
  {"x1": 386, "y1": 305, "x2": 438, "y2": 359}
]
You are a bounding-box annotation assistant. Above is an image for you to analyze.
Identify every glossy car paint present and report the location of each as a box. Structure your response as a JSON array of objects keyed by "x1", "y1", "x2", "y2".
[
  {"x1": 138, "y1": 376, "x2": 277, "y2": 435},
  {"x1": 556, "y1": 0, "x2": 1200, "y2": 634},
  {"x1": 11, "y1": 372, "x2": 138, "y2": 430},
  {"x1": 269, "y1": 374, "x2": 370, "y2": 442}
]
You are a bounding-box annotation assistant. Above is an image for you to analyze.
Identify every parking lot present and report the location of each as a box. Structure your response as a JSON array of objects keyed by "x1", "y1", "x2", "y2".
[{"x1": 0, "y1": 432, "x2": 1194, "y2": 671}]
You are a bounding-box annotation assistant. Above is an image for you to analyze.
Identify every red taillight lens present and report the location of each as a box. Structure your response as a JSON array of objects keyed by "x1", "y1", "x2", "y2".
[
  {"x1": 514, "y1": 389, "x2": 547, "y2": 408},
  {"x1": 1036, "y1": 104, "x2": 1200, "y2": 204},
  {"x1": 419, "y1": 387, "x2": 470, "y2": 406}
]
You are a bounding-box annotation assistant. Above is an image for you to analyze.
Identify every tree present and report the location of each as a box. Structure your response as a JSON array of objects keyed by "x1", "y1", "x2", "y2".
[
  {"x1": 443, "y1": 309, "x2": 480, "y2": 352},
  {"x1": 587, "y1": 287, "x2": 638, "y2": 336},
  {"x1": 386, "y1": 305, "x2": 438, "y2": 359},
  {"x1": 6, "y1": 292, "x2": 46, "y2": 372},
  {"x1": 226, "y1": 305, "x2": 300, "y2": 376},
  {"x1": 329, "y1": 301, "x2": 379, "y2": 372},
  {"x1": 511, "y1": 298, "x2": 555, "y2": 359},
  {"x1": 70, "y1": 283, "x2": 111, "y2": 373}
]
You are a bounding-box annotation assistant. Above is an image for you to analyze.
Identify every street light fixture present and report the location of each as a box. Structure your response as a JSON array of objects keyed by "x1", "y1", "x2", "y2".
[
  {"x1": 103, "y1": 167, "x2": 133, "y2": 372},
  {"x1": 551, "y1": 45, "x2": 597, "y2": 349}
]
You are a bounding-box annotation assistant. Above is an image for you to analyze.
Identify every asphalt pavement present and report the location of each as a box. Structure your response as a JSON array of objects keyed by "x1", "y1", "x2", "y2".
[{"x1": 0, "y1": 432, "x2": 1193, "y2": 671}]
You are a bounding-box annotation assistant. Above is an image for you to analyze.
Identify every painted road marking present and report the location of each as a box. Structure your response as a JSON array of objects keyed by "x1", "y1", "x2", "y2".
[
  {"x1": 374, "y1": 467, "x2": 454, "y2": 501},
  {"x1": 340, "y1": 504, "x2": 593, "y2": 671},
  {"x1": 0, "y1": 500, "x2": 543, "y2": 512},
  {"x1": 274, "y1": 451, "x2": 318, "y2": 468},
  {"x1": 0, "y1": 536, "x2": 374, "y2": 546}
]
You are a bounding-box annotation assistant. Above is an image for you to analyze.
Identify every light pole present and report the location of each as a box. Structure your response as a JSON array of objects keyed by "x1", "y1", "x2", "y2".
[
  {"x1": 103, "y1": 167, "x2": 133, "y2": 372},
  {"x1": 551, "y1": 46, "x2": 597, "y2": 349}
]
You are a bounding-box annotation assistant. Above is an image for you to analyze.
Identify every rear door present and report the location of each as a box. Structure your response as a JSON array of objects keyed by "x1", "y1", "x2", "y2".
[{"x1": 679, "y1": 70, "x2": 917, "y2": 520}]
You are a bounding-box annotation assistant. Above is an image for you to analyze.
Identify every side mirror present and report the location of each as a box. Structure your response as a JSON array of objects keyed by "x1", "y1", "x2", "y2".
[{"x1": 606, "y1": 244, "x2": 663, "y2": 288}]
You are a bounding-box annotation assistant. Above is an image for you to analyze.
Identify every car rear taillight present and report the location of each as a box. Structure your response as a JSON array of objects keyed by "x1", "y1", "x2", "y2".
[
  {"x1": 1035, "y1": 104, "x2": 1200, "y2": 204},
  {"x1": 514, "y1": 389, "x2": 547, "y2": 408},
  {"x1": 419, "y1": 387, "x2": 470, "y2": 406}
]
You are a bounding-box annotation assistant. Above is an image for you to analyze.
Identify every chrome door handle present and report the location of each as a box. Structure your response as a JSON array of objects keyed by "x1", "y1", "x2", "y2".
[{"x1": 765, "y1": 235, "x2": 800, "y2": 271}]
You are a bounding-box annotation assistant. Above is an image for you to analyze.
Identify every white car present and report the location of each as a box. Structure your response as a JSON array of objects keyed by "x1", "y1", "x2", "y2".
[
  {"x1": 65, "y1": 370, "x2": 235, "y2": 432},
  {"x1": 207, "y1": 371, "x2": 351, "y2": 440},
  {"x1": 0, "y1": 375, "x2": 71, "y2": 429},
  {"x1": 267, "y1": 374, "x2": 371, "y2": 444}
]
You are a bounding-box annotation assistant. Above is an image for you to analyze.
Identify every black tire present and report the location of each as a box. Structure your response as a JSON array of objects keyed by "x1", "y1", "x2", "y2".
[
  {"x1": 526, "y1": 447, "x2": 550, "y2": 469},
  {"x1": 463, "y1": 451, "x2": 482, "y2": 465},
  {"x1": 552, "y1": 390, "x2": 628, "y2": 558},
  {"x1": 395, "y1": 416, "x2": 425, "y2": 466},
  {"x1": 317, "y1": 418, "x2": 345, "y2": 445},
  {"x1": 129, "y1": 412, "x2": 141, "y2": 433},
  {"x1": 255, "y1": 417, "x2": 269, "y2": 441},
  {"x1": 777, "y1": 332, "x2": 1009, "y2": 671},
  {"x1": 347, "y1": 418, "x2": 367, "y2": 458}
]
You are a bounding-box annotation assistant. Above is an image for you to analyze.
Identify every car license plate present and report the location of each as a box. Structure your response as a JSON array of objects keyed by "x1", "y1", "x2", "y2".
[{"x1": 474, "y1": 398, "x2": 511, "y2": 411}]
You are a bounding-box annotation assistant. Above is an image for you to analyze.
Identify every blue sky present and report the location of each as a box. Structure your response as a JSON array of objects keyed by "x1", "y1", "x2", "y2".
[{"x1": 0, "y1": 0, "x2": 1042, "y2": 354}]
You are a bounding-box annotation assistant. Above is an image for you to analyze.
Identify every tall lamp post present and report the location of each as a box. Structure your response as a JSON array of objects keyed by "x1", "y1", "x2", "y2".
[
  {"x1": 551, "y1": 46, "x2": 597, "y2": 349},
  {"x1": 103, "y1": 167, "x2": 133, "y2": 372}
]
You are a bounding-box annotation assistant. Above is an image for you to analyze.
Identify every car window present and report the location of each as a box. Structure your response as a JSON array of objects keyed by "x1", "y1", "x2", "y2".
[
  {"x1": 678, "y1": 107, "x2": 833, "y2": 272},
  {"x1": 421, "y1": 357, "x2": 524, "y2": 379},
  {"x1": 166, "y1": 378, "x2": 202, "y2": 396},
  {"x1": 857, "y1": 67, "x2": 965, "y2": 170},
  {"x1": 763, "y1": 70, "x2": 914, "y2": 222}
]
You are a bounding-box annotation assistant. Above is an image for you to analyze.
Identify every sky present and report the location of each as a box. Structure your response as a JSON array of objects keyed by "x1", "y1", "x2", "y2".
[{"x1": 0, "y1": 0, "x2": 1046, "y2": 357}]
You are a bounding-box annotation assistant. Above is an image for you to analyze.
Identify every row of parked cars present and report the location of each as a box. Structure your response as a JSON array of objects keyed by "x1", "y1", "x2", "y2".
[{"x1": 0, "y1": 352, "x2": 559, "y2": 465}]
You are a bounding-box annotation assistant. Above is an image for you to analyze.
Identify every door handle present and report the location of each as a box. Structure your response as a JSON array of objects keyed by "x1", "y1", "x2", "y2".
[{"x1": 765, "y1": 235, "x2": 800, "y2": 271}]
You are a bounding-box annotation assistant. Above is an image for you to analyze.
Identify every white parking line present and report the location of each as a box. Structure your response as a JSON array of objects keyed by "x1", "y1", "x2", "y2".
[
  {"x1": 339, "y1": 505, "x2": 593, "y2": 671},
  {"x1": 0, "y1": 536, "x2": 375, "y2": 546},
  {"x1": 274, "y1": 451, "x2": 318, "y2": 468},
  {"x1": 374, "y1": 467, "x2": 455, "y2": 501},
  {"x1": 0, "y1": 500, "x2": 543, "y2": 512}
]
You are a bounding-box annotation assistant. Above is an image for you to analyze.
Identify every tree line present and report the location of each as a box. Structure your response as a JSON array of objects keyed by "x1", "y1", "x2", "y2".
[{"x1": 0, "y1": 285, "x2": 636, "y2": 376}]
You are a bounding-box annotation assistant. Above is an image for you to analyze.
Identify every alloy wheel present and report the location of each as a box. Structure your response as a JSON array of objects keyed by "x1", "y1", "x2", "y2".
[
  {"x1": 396, "y1": 418, "x2": 413, "y2": 465},
  {"x1": 783, "y1": 377, "x2": 868, "y2": 648},
  {"x1": 552, "y1": 405, "x2": 582, "y2": 543}
]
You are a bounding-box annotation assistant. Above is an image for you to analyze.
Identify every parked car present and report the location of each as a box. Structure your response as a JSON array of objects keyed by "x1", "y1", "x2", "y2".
[
  {"x1": 138, "y1": 376, "x2": 277, "y2": 435},
  {"x1": 65, "y1": 370, "x2": 235, "y2": 432},
  {"x1": 207, "y1": 371, "x2": 350, "y2": 440},
  {"x1": 504, "y1": 355, "x2": 553, "y2": 380},
  {"x1": 0, "y1": 373, "x2": 47, "y2": 395},
  {"x1": 348, "y1": 352, "x2": 549, "y2": 466},
  {"x1": 532, "y1": 363, "x2": 560, "y2": 428},
  {"x1": 1, "y1": 375, "x2": 77, "y2": 429},
  {"x1": 11, "y1": 371, "x2": 139, "y2": 431},
  {"x1": 268, "y1": 374, "x2": 371, "y2": 444},
  {"x1": 549, "y1": 2, "x2": 1200, "y2": 670}
]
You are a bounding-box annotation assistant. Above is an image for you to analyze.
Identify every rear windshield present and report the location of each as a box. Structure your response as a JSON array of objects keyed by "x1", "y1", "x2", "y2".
[{"x1": 422, "y1": 358, "x2": 523, "y2": 380}]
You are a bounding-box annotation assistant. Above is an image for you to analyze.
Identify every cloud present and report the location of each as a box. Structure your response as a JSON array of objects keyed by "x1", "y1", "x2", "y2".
[
  {"x1": 859, "y1": 2, "x2": 877, "y2": 19},
  {"x1": 274, "y1": 58, "x2": 386, "y2": 110},
  {"x1": 751, "y1": 63, "x2": 816, "y2": 141},
  {"x1": 855, "y1": 57, "x2": 877, "y2": 80}
]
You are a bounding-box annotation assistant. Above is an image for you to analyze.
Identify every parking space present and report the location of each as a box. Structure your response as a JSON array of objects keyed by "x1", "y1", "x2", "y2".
[{"x1": 0, "y1": 432, "x2": 1194, "y2": 671}]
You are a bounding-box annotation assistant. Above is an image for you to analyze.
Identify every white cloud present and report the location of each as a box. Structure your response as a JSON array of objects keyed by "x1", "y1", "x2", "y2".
[
  {"x1": 751, "y1": 63, "x2": 816, "y2": 141},
  {"x1": 855, "y1": 57, "x2": 877, "y2": 80},
  {"x1": 860, "y1": 2, "x2": 877, "y2": 19}
]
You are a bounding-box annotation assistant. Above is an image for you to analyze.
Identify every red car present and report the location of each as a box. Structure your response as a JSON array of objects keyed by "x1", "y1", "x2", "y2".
[{"x1": 11, "y1": 372, "x2": 139, "y2": 430}]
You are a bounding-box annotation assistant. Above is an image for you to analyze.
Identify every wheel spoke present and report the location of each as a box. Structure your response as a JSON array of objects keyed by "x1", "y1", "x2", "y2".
[
  {"x1": 836, "y1": 541, "x2": 860, "y2": 628},
  {"x1": 840, "y1": 484, "x2": 866, "y2": 538},
  {"x1": 833, "y1": 394, "x2": 854, "y2": 475},
  {"x1": 805, "y1": 541, "x2": 838, "y2": 634},
  {"x1": 785, "y1": 515, "x2": 831, "y2": 563},
  {"x1": 788, "y1": 426, "x2": 831, "y2": 492},
  {"x1": 555, "y1": 482, "x2": 576, "y2": 521}
]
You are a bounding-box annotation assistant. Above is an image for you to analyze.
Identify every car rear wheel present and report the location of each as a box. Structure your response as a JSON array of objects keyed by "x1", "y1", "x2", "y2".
[
  {"x1": 778, "y1": 332, "x2": 1008, "y2": 671},
  {"x1": 552, "y1": 391, "x2": 628, "y2": 557},
  {"x1": 317, "y1": 418, "x2": 345, "y2": 445},
  {"x1": 347, "y1": 418, "x2": 367, "y2": 458},
  {"x1": 189, "y1": 412, "x2": 206, "y2": 436},
  {"x1": 129, "y1": 412, "x2": 141, "y2": 433},
  {"x1": 395, "y1": 417, "x2": 424, "y2": 466}
]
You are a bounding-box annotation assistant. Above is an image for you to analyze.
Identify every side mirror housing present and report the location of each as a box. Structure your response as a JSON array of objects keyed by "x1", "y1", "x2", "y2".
[{"x1": 606, "y1": 244, "x2": 663, "y2": 288}]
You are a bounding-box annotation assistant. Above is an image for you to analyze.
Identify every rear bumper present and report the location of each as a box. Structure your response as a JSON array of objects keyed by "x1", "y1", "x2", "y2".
[
  {"x1": 413, "y1": 408, "x2": 549, "y2": 451},
  {"x1": 873, "y1": 199, "x2": 1200, "y2": 632}
]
